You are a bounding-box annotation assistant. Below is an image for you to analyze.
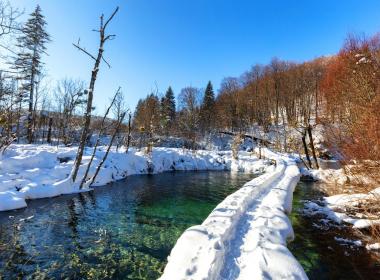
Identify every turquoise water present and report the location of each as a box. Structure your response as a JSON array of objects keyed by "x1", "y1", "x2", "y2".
[
  {"x1": 0, "y1": 171, "x2": 253, "y2": 279},
  {"x1": 289, "y1": 181, "x2": 380, "y2": 279},
  {"x1": 2, "y1": 173, "x2": 378, "y2": 280}
]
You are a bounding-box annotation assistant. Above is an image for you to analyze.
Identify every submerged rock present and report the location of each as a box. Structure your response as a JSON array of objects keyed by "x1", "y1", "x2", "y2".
[{"x1": 301, "y1": 174, "x2": 318, "y2": 182}]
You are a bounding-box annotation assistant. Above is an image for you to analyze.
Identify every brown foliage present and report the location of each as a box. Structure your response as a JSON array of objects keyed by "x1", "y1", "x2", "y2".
[{"x1": 321, "y1": 33, "x2": 380, "y2": 161}]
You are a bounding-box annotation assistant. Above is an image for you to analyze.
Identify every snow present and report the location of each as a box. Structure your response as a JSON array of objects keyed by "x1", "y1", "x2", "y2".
[
  {"x1": 334, "y1": 237, "x2": 362, "y2": 247},
  {"x1": 160, "y1": 149, "x2": 306, "y2": 280},
  {"x1": 324, "y1": 189, "x2": 380, "y2": 230},
  {"x1": 0, "y1": 145, "x2": 265, "y2": 212},
  {"x1": 304, "y1": 188, "x2": 380, "y2": 229},
  {"x1": 324, "y1": 193, "x2": 368, "y2": 207},
  {"x1": 0, "y1": 190, "x2": 27, "y2": 211},
  {"x1": 301, "y1": 160, "x2": 347, "y2": 185},
  {"x1": 366, "y1": 243, "x2": 380, "y2": 251}
]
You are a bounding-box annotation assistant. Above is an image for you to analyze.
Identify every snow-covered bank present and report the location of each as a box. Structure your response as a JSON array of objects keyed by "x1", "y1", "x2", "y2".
[
  {"x1": 0, "y1": 145, "x2": 265, "y2": 212},
  {"x1": 160, "y1": 150, "x2": 307, "y2": 280},
  {"x1": 304, "y1": 187, "x2": 380, "y2": 230}
]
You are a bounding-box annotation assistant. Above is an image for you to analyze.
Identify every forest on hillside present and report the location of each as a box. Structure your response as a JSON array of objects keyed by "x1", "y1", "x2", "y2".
[{"x1": 133, "y1": 34, "x2": 380, "y2": 183}]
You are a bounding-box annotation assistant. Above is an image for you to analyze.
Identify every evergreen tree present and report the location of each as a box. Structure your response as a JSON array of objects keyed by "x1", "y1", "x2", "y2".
[
  {"x1": 200, "y1": 81, "x2": 215, "y2": 133},
  {"x1": 14, "y1": 5, "x2": 50, "y2": 143},
  {"x1": 160, "y1": 86, "x2": 176, "y2": 131}
]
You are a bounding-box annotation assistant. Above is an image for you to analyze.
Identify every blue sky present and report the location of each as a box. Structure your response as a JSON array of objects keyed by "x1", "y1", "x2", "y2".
[{"x1": 11, "y1": 0, "x2": 380, "y2": 113}]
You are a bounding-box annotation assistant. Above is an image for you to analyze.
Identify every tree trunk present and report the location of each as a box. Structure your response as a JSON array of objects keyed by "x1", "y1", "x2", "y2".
[
  {"x1": 302, "y1": 131, "x2": 312, "y2": 169},
  {"x1": 79, "y1": 89, "x2": 120, "y2": 189},
  {"x1": 259, "y1": 142, "x2": 262, "y2": 159},
  {"x1": 71, "y1": 7, "x2": 119, "y2": 183},
  {"x1": 125, "y1": 113, "x2": 132, "y2": 153},
  {"x1": 16, "y1": 97, "x2": 22, "y2": 143},
  {"x1": 71, "y1": 65, "x2": 98, "y2": 182},
  {"x1": 86, "y1": 113, "x2": 125, "y2": 187},
  {"x1": 281, "y1": 108, "x2": 287, "y2": 152},
  {"x1": 47, "y1": 117, "x2": 53, "y2": 144},
  {"x1": 27, "y1": 67, "x2": 35, "y2": 144},
  {"x1": 307, "y1": 125, "x2": 319, "y2": 169}
]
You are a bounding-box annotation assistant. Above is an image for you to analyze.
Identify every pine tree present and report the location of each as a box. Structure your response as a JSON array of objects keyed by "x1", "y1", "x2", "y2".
[
  {"x1": 200, "y1": 81, "x2": 215, "y2": 133},
  {"x1": 160, "y1": 86, "x2": 176, "y2": 131},
  {"x1": 14, "y1": 5, "x2": 50, "y2": 143}
]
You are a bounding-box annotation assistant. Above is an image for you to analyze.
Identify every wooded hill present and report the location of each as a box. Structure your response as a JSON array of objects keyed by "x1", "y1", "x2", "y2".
[{"x1": 0, "y1": 1, "x2": 378, "y2": 181}]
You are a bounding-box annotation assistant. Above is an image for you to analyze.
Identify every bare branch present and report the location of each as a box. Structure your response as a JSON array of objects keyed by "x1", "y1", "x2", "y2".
[
  {"x1": 72, "y1": 42, "x2": 97, "y2": 61},
  {"x1": 0, "y1": 1, "x2": 23, "y2": 37},
  {"x1": 103, "y1": 7, "x2": 119, "y2": 30},
  {"x1": 79, "y1": 87, "x2": 121, "y2": 189},
  {"x1": 102, "y1": 56, "x2": 111, "y2": 68},
  {"x1": 104, "y1": 34, "x2": 116, "y2": 41},
  {"x1": 0, "y1": 68, "x2": 18, "y2": 74}
]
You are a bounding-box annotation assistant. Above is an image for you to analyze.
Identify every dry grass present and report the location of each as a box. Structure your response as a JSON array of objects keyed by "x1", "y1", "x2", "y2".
[
  {"x1": 345, "y1": 161, "x2": 380, "y2": 242},
  {"x1": 323, "y1": 160, "x2": 380, "y2": 243}
]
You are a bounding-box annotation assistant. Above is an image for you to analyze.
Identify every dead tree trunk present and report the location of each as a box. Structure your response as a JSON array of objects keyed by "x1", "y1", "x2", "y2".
[
  {"x1": 47, "y1": 117, "x2": 52, "y2": 144},
  {"x1": 79, "y1": 88, "x2": 120, "y2": 189},
  {"x1": 219, "y1": 131, "x2": 272, "y2": 146},
  {"x1": 302, "y1": 130, "x2": 312, "y2": 169},
  {"x1": 86, "y1": 112, "x2": 126, "y2": 187},
  {"x1": 125, "y1": 112, "x2": 132, "y2": 153},
  {"x1": 307, "y1": 125, "x2": 319, "y2": 169},
  {"x1": 27, "y1": 62, "x2": 35, "y2": 144},
  {"x1": 71, "y1": 7, "x2": 119, "y2": 183},
  {"x1": 258, "y1": 141, "x2": 262, "y2": 159},
  {"x1": 16, "y1": 88, "x2": 22, "y2": 144}
]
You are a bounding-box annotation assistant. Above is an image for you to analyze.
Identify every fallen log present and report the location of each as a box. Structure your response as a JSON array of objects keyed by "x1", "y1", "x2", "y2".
[{"x1": 218, "y1": 131, "x2": 272, "y2": 146}]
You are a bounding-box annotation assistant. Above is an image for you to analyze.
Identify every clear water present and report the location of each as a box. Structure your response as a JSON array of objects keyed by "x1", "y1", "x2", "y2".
[
  {"x1": 0, "y1": 171, "x2": 254, "y2": 280},
  {"x1": 289, "y1": 181, "x2": 380, "y2": 279}
]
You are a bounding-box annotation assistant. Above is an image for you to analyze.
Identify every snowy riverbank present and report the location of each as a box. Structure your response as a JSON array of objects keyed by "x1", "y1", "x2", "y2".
[
  {"x1": 160, "y1": 149, "x2": 307, "y2": 280},
  {"x1": 300, "y1": 159, "x2": 380, "y2": 252},
  {"x1": 0, "y1": 144, "x2": 266, "y2": 211}
]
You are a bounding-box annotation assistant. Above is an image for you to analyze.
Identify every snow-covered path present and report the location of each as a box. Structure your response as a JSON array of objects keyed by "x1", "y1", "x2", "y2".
[
  {"x1": 219, "y1": 177, "x2": 277, "y2": 279},
  {"x1": 220, "y1": 159, "x2": 307, "y2": 279},
  {"x1": 160, "y1": 151, "x2": 308, "y2": 280}
]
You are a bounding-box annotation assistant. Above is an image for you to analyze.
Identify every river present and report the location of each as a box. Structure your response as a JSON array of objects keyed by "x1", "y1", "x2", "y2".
[
  {"x1": 1, "y1": 172, "x2": 379, "y2": 279},
  {"x1": 0, "y1": 171, "x2": 253, "y2": 279}
]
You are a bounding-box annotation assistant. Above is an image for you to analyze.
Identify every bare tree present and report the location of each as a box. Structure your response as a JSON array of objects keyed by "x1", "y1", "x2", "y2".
[
  {"x1": 0, "y1": 72, "x2": 17, "y2": 154},
  {"x1": 112, "y1": 88, "x2": 129, "y2": 151},
  {"x1": 80, "y1": 89, "x2": 127, "y2": 189},
  {"x1": 70, "y1": 7, "x2": 119, "y2": 183},
  {"x1": 124, "y1": 112, "x2": 132, "y2": 153},
  {"x1": 54, "y1": 78, "x2": 85, "y2": 145},
  {"x1": 0, "y1": 0, "x2": 22, "y2": 61},
  {"x1": 86, "y1": 109, "x2": 126, "y2": 188},
  {"x1": 0, "y1": 1, "x2": 21, "y2": 38},
  {"x1": 178, "y1": 86, "x2": 201, "y2": 149},
  {"x1": 79, "y1": 87, "x2": 122, "y2": 189}
]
